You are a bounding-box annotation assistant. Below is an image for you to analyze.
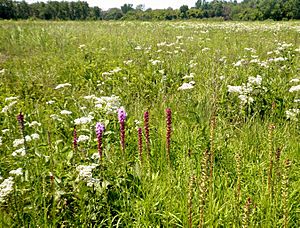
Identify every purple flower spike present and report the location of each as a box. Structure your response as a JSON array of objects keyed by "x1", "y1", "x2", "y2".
[
  {"x1": 95, "y1": 122, "x2": 105, "y2": 160},
  {"x1": 118, "y1": 107, "x2": 127, "y2": 123},
  {"x1": 73, "y1": 126, "x2": 78, "y2": 151},
  {"x1": 117, "y1": 107, "x2": 127, "y2": 152},
  {"x1": 166, "y1": 108, "x2": 172, "y2": 162}
]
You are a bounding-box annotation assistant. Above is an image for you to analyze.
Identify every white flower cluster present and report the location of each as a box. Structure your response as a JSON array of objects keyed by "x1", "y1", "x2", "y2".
[
  {"x1": 286, "y1": 109, "x2": 300, "y2": 121},
  {"x1": 178, "y1": 82, "x2": 195, "y2": 91},
  {"x1": 227, "y1": 75, "x2": 263, "y2": 105},
  {"x1": 9, "y1": 168, "x2": 23, "y2": 176},
  {"x1": 0, "y1": 177, "x2": 14, "y2": 203},
  {"x1": 1, "y1": 101, "x2": 17, "y2": 113},
  {"x1": 60, "y1": 110, "x2": 72, "y2": 115},
  {"x1": 28, "y1": 121, "x2": 41, "y2": 127},
  {"x1": 94, "y1": 95, "x2": 121, "y2": 114},
  {"x1": 74, "y1": 116, "x2": 94, "y2": 125},
  {"x1": 0, "y1": 136, "x2": 2, "y2": 146},
  {"x1": 54, "y1": 83, "x2": 71, "y2": 90},
  {"x1": 77, "y1": 135, "x2": 90, "y2": 143},
  {"x1": 102, "y1": 67, "x2": 122, "y2": 77},
  {"x1": 76, "y1": 164, "x2": 100, "y2": 187}
]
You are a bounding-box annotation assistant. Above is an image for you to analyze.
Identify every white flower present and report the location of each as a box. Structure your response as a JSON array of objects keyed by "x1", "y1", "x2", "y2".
[
  {"x1": 94, "y1": 95, "x2": 121, "y2": 114},
  {"x1": 76, "y1": 164, "x2": 98, "y2": 179},
  {"x1": 28, "y1": 121, "x2": 41, "y2": 127},
  {"x1": 178, "y1": 82, "x2": 194, "y2": 91},
  {"x1": 294, "y1": 99, "x2": 300, "y2": 103},
  {"x1": 123, "y1": 60, "x2": 133, "y2": 65},
  {"x1": 134, "y1": 46, "x2": 142, "y2": 50},
  {"x1": 79, "y1": 44, "x2": 86, "y2": 49},
  {"x1": 286, "y1": 109, "x2": 300, "y2": 121},
  {"x1": 0, "y1": 137, "x2": 2, "y2": 146},
  {"x1": 0, "y1": 69, "x2": 5, "y2": 74},
  {"x1": 91, "y1": 153, "x2": 100, "y2": 160},
  {"x1": 31, "y1": 133, "x2": 40, "y2": 140},
  {"x1": 77, "y1": 135, "x2": 90, "y2": 143},
  {"x1": 54, "y1": 83, "x2": 71, "y2": 90},
  {"x1": 227, "y1": 85, "x2": 243, "y2": 93},
  {"x1": 289, "y1": 85, "x2": 300, "y2": 92},
  {"x1": 0, "y1": 177, "x2": 14, "y2": 203},
  {"x1": 24, "y1": 135, "x2": 32, "y2": 142},
  {"x1": 290, "y1": 78, "x2": 300, "y2": 83},
  {"x1": 50, "y1": 114, "x2": 62, "y2": 121},
  {"x1": 46, "y1": 100, "x2": 55, "y2": 105},
  {"x1": 9, "y1": 168, "x2": 23, "y2": 176},
  {"x1": 248, "y1": 75, "x2": 262, "y2": 86},
  {"x1": 84, "y1": 95, "x2": 96, "y2": 100},
  {"x1": 60, "y1": 110, "x2": 72, "y2": 115},
  {"x1": 150, "y1": 59, "x2": 161, "y2": 65},
  {"x1": 238, "y1": 95, "x2": 254, "y2": 104},
  {"x1": 1, "y1": 101, "x2": 17, "y2": 113},
  {"x1": 2, "y1": 129, "x2": 9, "y2": 134},
  {"x1": 182, "y1": 73, "x2": 195, "y2": 79},
  {"x1": 13, "y1": 139, "x2": 24, "y2": 147},
  {"x1": 12, "y1": 147, "x2": 26, "y2": 157},
  {"x1": 74, "y1": 116, "x2": 93, "y2": 125},
  {"x1": 5, "y1": 97, "x2": 18, "y2": 102}
]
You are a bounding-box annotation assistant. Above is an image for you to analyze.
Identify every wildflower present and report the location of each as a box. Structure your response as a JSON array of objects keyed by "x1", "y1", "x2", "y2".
[
  {"x1": 17, "y1": 112, "x2": 25, "y2": 135},
  {"x1": 54, "y1": 83, "x2": 71, "y2": 89},
  {"x1": 166, "y1": 108, "x2": 172, "y2": 162},
  {"x1": 0, "y1": 137, "x2": 2, "y2": 146},
  {"x1": 12, "y1": 147, "x2": 26, "y2": 157},
  {"x1": 31, "y1": 133, "x2": 40, "y2": 140},
  {"x1": 78, "y1": 44, "x2": 86, "y2": 49},
  {"x1": 286, "y1": 109, "x2": 300, "y2": 121},
  {"x1": 138, "y1": 127, "x2": 143, "y2": 164},
  {"x1": 178, "y1": 82, "x2": 194, "y2": 91},
  {"x1": 46, "y1": 100, "x2": 55, "y2": 105},
  {"x1": 13, "y1": 138, "x2": 24, "y2": 147},
  {"x1": 294, "y1": 99, "x2": 300, "y2": 103},
  {"x1": 289, "y1": 85, "x2": 300, "y2": 92},
  {"x1": 2, "y1": 101, "x2": 17, "y2": 113},
  {"x1": 9, "y1": 168, "x2": 23, "y2": 176},
  {"x1": 144, "y1": 111, "x2": 150, "y2": 158},
  {"x1": 50, "y1": 114, "x2": 62, "y2": 121},
  {"x1": 5, "y1": 97, "x2": 18, "y2": 101},
  {"x1": 77, "y1": 135, "x2": 90, "y2": 143},
  {"x1": 118, "y1": 107, "x2": 127, "y2": 152},
  {"x1": 73, "y1": 126, "x2": 77, "y2": 151},
  {"x1": 60, "y1": 110, "x2": 72, "y2": 115},
  {"x1": 0, "y1": 69, "x2": 5, "y2": 74},
  {"x1": 76, "y1": 164, "x2": 98, "y2": 180},
  {"x1": 0, "y1": 177, "x2": 14, "y2": 203},
  {"x1": 96, "y1": 123, "x2": 105, "y2": 159},
  {"x1": 182, "y1": 73, "x2": 195, "y2": 79},
  {"x1": 227, "y1": 85, "x2": 243, "y2": 93},
  {"x1": 2, "y1": 129, "x2": 9, "y2": 134},
  {"x1": 28, "y1": 121, "x2": 41, "y2": 127},
  {"x1": 248, "y1": 75, "x2": 262, "y2": 86},
  {"x1": 74, "y1": 116, "x2": 93, "y2": 125},
  {"x1": 25, "y1": 135, "x2": 32, "y2": 142},
  {"x1": 290, "y1": 78, "x2": 299, "y2": 83}
]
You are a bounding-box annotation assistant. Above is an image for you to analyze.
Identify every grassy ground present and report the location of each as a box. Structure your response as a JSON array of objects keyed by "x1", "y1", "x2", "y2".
[{"x1": 0, "y1": 20, "x2": 299, "y2": 227}]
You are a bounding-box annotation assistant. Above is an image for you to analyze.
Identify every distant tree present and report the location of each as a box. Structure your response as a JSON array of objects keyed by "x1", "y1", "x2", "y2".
[
  {"x1": 121, "y1": 3, "x2": 133, "y2": 14},
  {"x1": 15, "y1": 1, "x2": 30, "y2": 19},
  {"x1": 104, "y1": 8, "x2": 123, "y2": 20},
  {"x1": 0, "y1": 0, "x2": 15, "y2": 19},
  {"x1": 187, "y1": 8, "x2": 203, "y2": 18},
  {"x1": 179, "y1": 5, "x2": 189, "y2": 18}
]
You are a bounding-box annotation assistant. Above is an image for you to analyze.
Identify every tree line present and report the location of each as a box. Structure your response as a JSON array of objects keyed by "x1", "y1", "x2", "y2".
[{"x1": 0, "y1": 0, "x2": 299, "y2": 21}]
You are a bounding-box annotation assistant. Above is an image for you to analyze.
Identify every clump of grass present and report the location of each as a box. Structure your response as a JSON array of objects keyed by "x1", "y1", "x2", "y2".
[
  {"x1": 188, "y1": 175, "x2": 195, "y2": 228},
  {"x1": 267, "y1": 124, "x2": 275, "y2": 194},
  {"x1": 242, "y1": 197, "x2": 253, "y2": 228}
]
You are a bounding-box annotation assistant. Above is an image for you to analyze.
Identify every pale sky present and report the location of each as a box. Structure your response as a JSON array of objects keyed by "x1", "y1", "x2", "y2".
[{"x1": 24, "y1": 0, "x2": 197, "y2": 10}]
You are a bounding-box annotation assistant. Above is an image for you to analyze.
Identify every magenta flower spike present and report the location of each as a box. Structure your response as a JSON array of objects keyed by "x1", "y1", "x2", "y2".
[
  {"x1": 117, "y1": 107, "x2": 127, "y2": 152},
  {"x1": 144, "y1": 111, "x2": 150, "y2": 159},
  {"x1": 166, "y1": 108, "x2": 172, "y2": 162},
  {"x1": 95, "y1": 122, "x2": 105, "y2": 159},
  {"x1": 17, "y1": 112, "x2": 25, "y2": 136},
  {"x1": 73, "y1": 126, "x2": 78, "y2": 151},
  {"x1": 138, "y1": 127, "x2": 143, "y2": 164}
]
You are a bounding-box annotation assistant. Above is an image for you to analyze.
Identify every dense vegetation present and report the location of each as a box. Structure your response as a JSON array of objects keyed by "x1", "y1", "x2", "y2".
[
  {"x1": 0, "y1": 20, "x2": 299, "y2": 226},
  {"x1": 0, "y1": 0, "x2": 300, "y2": 21}
]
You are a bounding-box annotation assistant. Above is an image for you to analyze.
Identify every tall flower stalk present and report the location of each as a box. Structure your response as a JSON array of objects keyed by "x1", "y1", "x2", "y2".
[
  {"x1": 138, "y1": 127, "x2": 143, "y2": 164},
  {"x1": 118, "y1": 107, "x2": 127, "y2": 153},
  {"x1": 17, "y1": 112, "x2": 25, "y2": 137},
  {"x1": 95, "y1": 122, "x2": 105, "y2": 160},
  {"x1": 144, "y1": 111, "x2": 150, "y2": 159},
  {"x1": 166, "y1": 108, "x2": 172, "y2": 163},
  {"x1": 73, "y1": 125, "x2": 78, "y2": 151}
]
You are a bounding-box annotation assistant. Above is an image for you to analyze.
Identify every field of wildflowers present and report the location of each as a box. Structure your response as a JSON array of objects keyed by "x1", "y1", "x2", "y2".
[{"x1": 0, "y1": 21, "x2": 299, "y2": 227}]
